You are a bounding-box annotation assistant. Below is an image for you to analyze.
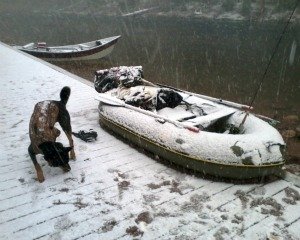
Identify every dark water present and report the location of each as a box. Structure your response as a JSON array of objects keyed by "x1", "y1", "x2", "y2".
[{"x1": 1, "y1": 13, "x2": 299, "y2": 117}]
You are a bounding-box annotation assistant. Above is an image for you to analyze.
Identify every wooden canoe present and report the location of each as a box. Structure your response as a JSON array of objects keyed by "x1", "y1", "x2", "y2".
[{"x1": 14, "y1": 36, "x2": 121, "y2": 61}]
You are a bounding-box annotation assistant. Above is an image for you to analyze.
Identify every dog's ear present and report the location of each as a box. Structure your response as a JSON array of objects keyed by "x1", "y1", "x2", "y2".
[
  {"x1": 64, "y1": 146, "x2": 73, "y2": 153},
  {"x1": 39, "y1": 142, "x2": 55, "y2": 155}
]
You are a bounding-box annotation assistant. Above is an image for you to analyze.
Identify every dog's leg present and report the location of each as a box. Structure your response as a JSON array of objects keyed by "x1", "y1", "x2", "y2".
[
  {"x1": 58, "y1": 107, "x2": 76, "y2": 160},
  {"x1": 28, "y1": 144, "x2": 45, "y2": 183},
  {"x1": 65, "y1": 132, "x2": 76, "y2": 160}
]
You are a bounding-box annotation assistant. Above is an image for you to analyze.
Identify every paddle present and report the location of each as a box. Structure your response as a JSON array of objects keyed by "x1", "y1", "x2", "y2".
[
  {"x1": 95, "y1": 94, "x2": 200, "y2": 133},
  {"x1": 156, "y1": 83, "x2": 253, "y2": 111}
]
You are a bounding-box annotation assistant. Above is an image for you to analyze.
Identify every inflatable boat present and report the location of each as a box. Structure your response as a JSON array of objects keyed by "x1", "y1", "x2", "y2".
[{"x1": 94, "y1": 67, "x2": 285, "y2": 179}]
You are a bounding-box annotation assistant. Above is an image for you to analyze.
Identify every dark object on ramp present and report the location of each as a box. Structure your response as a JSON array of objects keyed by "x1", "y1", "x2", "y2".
[{"x1": 72, "y1": 130, "x2": 98, "y2": 142}]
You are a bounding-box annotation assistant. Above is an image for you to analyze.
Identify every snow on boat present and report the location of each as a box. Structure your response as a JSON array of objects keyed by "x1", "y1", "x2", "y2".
[
  {"x1": 94, "y1": 66, "x2": 285, "y2": 179},
  {"x1": 14, "y1": 36, "x2": 121, "y2": 61}
]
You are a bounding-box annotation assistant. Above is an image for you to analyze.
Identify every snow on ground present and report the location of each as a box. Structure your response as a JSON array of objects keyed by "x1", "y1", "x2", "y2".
[{"x1": 0, "y1": 42, "x2": 299, "y2": 239}]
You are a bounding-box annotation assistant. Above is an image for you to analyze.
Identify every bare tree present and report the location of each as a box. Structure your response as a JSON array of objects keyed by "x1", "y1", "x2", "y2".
[{"x1": 259, "y1": 0, "x2": 265, "y2": 17}]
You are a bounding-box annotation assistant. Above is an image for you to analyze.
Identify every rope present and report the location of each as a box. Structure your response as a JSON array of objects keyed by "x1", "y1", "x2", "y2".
[
  {"x1": 248, "y1": 0, "x2": 299, "y2": 109},
  {"x1": 239, "y1": 0, "x2": 299, "y2": 129}
]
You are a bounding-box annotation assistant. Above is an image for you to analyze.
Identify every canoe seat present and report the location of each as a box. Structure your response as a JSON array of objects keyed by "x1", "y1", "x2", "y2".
[
  {"x1": 79, "y1": 44, "x2": 90, "y2": 49},
  {"x1": 22, "y1": 42, "x2": 35, "y2": 49},
  {"x1": 186, "y1": 108, "x2": 236, "y2": 128}
]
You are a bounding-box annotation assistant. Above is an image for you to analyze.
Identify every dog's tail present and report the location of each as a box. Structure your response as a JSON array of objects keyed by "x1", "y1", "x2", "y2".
[{"x1": 60, "y1": 86, "x2": 71, "y2": 105}]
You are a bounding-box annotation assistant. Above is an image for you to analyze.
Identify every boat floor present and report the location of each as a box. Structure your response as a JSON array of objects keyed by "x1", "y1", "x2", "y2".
[{"x1": 0, "y1": 42, "x2": 300, "y2": 239}]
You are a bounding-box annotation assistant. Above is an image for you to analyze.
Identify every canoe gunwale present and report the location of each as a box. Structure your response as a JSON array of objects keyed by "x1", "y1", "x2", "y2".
[{"x1": 16, "y1": 36, "x2": 121, "y2": 59}]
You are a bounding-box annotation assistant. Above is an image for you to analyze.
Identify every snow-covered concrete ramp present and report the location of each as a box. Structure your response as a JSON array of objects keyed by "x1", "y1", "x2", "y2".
[{"x1": 0, "y1": 42, "x2": 299, "y2": 239}]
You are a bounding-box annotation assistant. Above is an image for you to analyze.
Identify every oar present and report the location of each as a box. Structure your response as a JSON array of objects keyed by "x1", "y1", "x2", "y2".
[
  {"x1": 157, "y1": 83, "x2": 253, "y2": 111},
  {"x1": 158, "y1": 84, "x2": 280, "y2": 125},
  {"x1": 95, "y1": 94, "x2": 200, "y2": 133}
]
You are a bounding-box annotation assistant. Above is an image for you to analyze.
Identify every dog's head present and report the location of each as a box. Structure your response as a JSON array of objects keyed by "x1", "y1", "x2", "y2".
[{"x1": 39, "y1": 142, "x2": 72, "y2": 172}]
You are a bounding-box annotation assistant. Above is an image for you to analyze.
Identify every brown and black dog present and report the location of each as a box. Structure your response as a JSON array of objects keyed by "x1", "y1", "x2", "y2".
[{"x1": 28, "y1": 86, "x2": 76, "y2": 182}]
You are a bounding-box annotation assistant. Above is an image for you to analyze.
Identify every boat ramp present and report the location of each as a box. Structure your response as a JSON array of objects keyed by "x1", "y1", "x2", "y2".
[{"x1": 0, "y1": 42, "x2": 299, "y2": 239}]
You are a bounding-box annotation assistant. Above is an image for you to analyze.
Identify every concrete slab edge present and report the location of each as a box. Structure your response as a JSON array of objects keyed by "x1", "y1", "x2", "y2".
[{"x1": 0, "y1": 41, "x2": 94, "y2": 88}]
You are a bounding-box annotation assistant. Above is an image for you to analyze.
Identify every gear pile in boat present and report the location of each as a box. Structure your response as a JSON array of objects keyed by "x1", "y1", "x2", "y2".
[
  {"x1": 94, "y1": 66, "x2": 183, "y2": 111},
  {"x1": 94, "y1": 66, "x2": 144, "y2": 93}
]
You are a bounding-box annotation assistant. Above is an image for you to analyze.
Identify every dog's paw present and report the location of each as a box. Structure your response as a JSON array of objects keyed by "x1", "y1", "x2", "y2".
[
  {"x1": 36, "y1": 167, "x2": 45, "y2": 183},
  {"x1": 37, "y1": 174, "x2": 45, "y2": 183},
  {"x1": 70, "y1": 151, "x2": 76, "y2": 160}
]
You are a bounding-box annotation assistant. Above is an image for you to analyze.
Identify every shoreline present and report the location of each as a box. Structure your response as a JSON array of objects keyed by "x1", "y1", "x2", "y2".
[{"x1": 1, "y1": 9, "x2": 300, "y2": 23}]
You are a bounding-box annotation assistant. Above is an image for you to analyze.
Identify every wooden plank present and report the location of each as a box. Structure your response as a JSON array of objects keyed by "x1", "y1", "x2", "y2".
[
  {"x1": 0, "y1": 138, "x2": 123, "y2": 176},
  {"x1": 287, "y1": 218, "x2": 300, "y2": 238},
  {"x1": 1, "y1": 159, "x2": 169, "y2": 238},
  {"x1": 0, "y1": 159, "x2": 164, "y2": 238},
  {"x1": 0, "y1": 149, "x2": 144, "y2": 212},
  {"x1": 242, "y1": 186, "x2": 300, "y2": 239},
  {"x1": 30, "y1": 174, "x2": 212, "y2": 239},
  {"x1": 45, "y1": 178, "x2": 234, "y2": 239}
]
